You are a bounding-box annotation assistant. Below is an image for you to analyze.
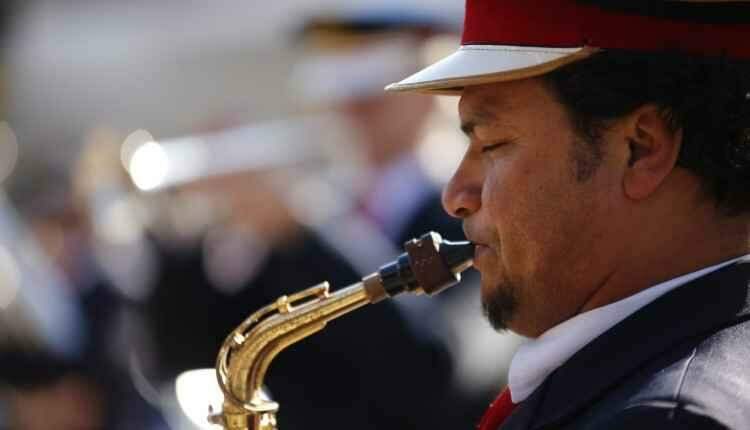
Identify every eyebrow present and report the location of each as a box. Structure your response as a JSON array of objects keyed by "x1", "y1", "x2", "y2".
[{"x1": 459, "y1": 102, "x2": 502, "y2": 137}]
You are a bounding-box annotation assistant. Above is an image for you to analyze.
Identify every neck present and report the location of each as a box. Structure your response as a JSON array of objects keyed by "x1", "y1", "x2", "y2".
[{"x1": 580, "y1": 210, "x2": 750, "y2": 314}]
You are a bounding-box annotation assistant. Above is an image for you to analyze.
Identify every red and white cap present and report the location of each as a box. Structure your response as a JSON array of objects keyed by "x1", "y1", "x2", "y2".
[{"x1": 386, "y1": 0, "x2": 750, "y2": 95}]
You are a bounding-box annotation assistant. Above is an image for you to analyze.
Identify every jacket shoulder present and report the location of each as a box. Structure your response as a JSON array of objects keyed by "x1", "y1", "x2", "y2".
[
  {"x1": 574, "y1": 318, "x2": 750, "y2": 429},
  {"x1": 587, "y1": 403, "x2": 729, "y2": 429}
]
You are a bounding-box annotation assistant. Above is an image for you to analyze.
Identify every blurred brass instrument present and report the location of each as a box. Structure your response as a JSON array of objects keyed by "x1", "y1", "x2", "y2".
[{"x1": 208, "y1": 232, "x2": 475, "y2": 430}]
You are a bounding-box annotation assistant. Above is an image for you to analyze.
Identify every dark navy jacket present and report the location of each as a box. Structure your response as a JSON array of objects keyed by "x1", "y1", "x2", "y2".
[{"x1": 501, "y1": 257, "x2": 750, "y2": 430}]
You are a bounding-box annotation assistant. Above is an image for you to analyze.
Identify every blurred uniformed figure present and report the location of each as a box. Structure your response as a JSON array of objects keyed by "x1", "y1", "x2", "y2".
[
  {"x1": 135, "y1": 9, "x2": 490, "y2": 430},
  {"x1": 0, "y1": 3, "x2": 109, "y2": 429},
  {"x1": 1, "y1": 149, "x2": 168, "y2": 429},
  {"x1": 287, "y1": 11, "x2": 512, "y2": 420}
]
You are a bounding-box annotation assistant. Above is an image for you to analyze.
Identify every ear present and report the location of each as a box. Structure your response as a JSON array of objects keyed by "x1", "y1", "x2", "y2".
[{"x1": 621, "y1": 105, "x2": 683, "y2": 201}]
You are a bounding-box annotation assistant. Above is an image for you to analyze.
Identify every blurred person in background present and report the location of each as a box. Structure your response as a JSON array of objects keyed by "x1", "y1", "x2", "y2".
[
  {"x1": 135, "y1": 9, "x2": 489, "y2": 430},
  {"x1": 0, "y1": 2, "x2": 106, "y2": 428},
  {"x1": 0, "y1": 157, "x2": 109, "y2": 430},
  {"x1": 141, "y1": 154, "x2": 466, "y2": 430},
  {"x1": 286, "y1": 11, "x2": 503, "y2": 418},
  {"x1": 290, "y1": 15, "x2": 459, "y2": 244},
  {"x1": 1, "y1": 153, "x2": 165, "y2": 429}
]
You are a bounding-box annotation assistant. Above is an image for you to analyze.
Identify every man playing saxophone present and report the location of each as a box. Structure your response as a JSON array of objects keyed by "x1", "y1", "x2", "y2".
[{"x1": 386, "y1": 0, "x2": 750, "y2": 428}]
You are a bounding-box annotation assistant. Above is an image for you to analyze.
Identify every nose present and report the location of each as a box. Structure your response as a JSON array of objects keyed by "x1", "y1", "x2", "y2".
[{"x1": 442, "y1": 152, "x2": 482, "y2": 219}]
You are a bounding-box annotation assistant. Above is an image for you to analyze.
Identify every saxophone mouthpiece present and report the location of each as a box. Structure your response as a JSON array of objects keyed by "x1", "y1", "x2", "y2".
[
  {"x1": 439, "y1": 236, "x2": 476, "y2": 275},
  {"x1": 363, "y1": 232, "x2": 475, "y2": 303}
]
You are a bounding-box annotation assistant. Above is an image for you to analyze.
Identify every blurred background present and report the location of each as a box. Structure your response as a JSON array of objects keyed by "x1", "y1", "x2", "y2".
[{"x1": 0, "y1": 1, "x2": 522, "y2": 429}]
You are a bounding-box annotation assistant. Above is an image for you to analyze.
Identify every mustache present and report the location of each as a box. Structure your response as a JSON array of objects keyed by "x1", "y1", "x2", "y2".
[{"x1": 463, "y1": 221, "x2": 492, "y2": 247}]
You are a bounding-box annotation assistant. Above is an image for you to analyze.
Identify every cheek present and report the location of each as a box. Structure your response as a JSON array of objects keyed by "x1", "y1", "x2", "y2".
[
  {"x1": 482, "y1": 154, "x2": 577, "y2": 266},
  {"x1": 482, "y1": 156, "x2": 540, "y2": 233},
  {"x1": 481, "y1": 158, "x2": 538, "y2": 270},
  {"x1": 481, "y1": 164, "x2": 509, "y2": 244}
]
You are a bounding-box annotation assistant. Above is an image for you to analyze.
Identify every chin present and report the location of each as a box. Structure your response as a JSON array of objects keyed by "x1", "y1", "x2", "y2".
[{"x1": 480, "y1": 277, "x2": 519, "y2": 333}]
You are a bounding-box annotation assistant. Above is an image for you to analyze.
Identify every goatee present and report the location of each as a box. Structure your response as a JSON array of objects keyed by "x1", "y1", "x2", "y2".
[{"x1": 481, "y1": 282, "x2": 519, "y2": 332}]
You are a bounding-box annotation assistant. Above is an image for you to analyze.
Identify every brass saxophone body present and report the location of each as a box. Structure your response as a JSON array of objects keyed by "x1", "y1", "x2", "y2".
[{"x1": 209, "y1": 232, "x2": 475, "y2": 430}]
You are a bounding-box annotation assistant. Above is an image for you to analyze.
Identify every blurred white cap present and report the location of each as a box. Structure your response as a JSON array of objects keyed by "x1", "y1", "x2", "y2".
[{"x1": 288, "y1": 9, "x2": 459, "y2": 106}]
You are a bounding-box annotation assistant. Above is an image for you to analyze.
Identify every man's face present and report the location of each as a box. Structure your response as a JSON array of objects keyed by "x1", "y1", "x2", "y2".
[{"x1": 443, "y1": 78, "x2": 623, "y2": 337}]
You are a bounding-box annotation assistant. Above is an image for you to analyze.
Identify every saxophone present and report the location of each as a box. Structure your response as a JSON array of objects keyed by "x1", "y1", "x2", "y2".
[{"x1": 208, "y1": 232, "x2": 475, "y2": 430}]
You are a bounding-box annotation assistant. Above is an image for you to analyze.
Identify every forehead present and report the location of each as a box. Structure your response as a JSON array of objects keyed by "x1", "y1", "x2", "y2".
[{"x1": 458, "y1": 79, "x2": 558, "y2": 128}]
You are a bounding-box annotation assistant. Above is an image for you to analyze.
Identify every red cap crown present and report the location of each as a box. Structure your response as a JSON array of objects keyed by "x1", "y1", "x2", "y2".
[
  {"x1": 386, "y1": 0, "x2": 750, "y2": 94},
  {"x1": 463, "y1": 0, "x2": 750, "y2": 58}
]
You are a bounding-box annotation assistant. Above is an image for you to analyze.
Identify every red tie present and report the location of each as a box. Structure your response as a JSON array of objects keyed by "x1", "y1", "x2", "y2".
[{"x1": 478, "y1": 388, "x2": 517, "y2": 430}]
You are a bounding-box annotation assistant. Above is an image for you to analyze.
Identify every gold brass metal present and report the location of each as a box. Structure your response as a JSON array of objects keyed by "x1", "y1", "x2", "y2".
[{"x1": 208, "y1": 232, "x2": 474, "y2": 429}]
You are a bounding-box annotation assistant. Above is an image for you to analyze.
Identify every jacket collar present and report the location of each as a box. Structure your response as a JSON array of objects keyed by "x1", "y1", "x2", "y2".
[{"x1": 502, "y1": 257, "x2": 750, "y2": 430}]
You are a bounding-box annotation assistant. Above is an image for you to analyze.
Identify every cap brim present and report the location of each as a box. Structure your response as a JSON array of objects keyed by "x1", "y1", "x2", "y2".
[{"x1": 385, "y1": 45, "x2": 599, "y2": 95}]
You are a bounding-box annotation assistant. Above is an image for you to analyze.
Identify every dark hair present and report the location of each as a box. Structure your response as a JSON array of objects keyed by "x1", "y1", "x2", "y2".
[{"x1": 543, "y1": 50, "x2": 750, "y2": 215}]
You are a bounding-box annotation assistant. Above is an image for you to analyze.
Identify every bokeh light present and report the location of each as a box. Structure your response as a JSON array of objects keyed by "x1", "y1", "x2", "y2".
[
  {"x1": 175, "y1": 368, "x2": 225, "y2": 429},
  {"x1": 129, "y1": 141, "x2": 169, "y2": 191},
  {"x1": 121, "y1": 129, "x2": 156, "y2": 172}
]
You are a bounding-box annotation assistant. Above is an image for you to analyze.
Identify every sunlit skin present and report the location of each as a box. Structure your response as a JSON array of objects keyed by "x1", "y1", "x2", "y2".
[{"x1": 442, "y1": 78, "x2": 750, "y2": 338}]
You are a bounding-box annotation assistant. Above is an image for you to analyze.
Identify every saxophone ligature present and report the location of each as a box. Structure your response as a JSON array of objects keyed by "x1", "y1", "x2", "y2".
[{"x1": 208, "y1": 231, "x2": 475, "y2": 430}]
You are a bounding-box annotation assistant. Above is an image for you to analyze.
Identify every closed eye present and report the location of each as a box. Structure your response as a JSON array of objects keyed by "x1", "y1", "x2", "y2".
[{"x1": 481, "y1": 141, "x2": 511, "y2": 153}]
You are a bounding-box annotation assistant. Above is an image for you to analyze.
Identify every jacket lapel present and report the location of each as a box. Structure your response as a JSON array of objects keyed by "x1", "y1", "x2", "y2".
[
  {"x1": 499, "y1": 382, "x2": 548, "y2": 430},
  {"x1": 505, "y1": 258, "x2": 750, "y2": 430}
]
